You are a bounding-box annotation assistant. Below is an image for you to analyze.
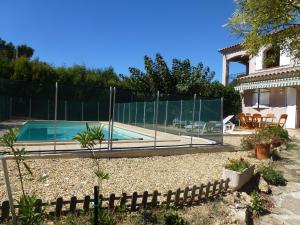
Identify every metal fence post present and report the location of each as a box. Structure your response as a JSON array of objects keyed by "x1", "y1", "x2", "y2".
[
  {"x1": 198, "y1": 99, "x2": 202, "y2": 137},
  {"x1": 128, "y1": 103, "x2": 131, "y2": 124},
  {"x1": 135, "y1": 102, "x2": 137, "y2": 126},
  {"x1": 54, "y1": 82, "x2": 58, "y2": 151},
  {"x1": 65, "y1": 100, "x2": 67, "y2": 120},
  {"x1": 123, "y1": 103, "x2": 125, "y2": 123},
  {"x1": 47, "y1": 99, "x2": 50, "y2": 120},
  {"x1": 179, "y1": 100, "x2": 183, "y2": 136},
  {"x1": 165, "y1": 100, "x2": 168, "y2": 132},
  {"x1": 2, "y1": 158, "x2": 17, "y2": 225},
  {"x1": 9, "y1": 97, "x2": 12, "y2": 119},
  {"x1": 190, "y1": 94, "x2": 196, "y2": 147},
  {"x1": 110, "y1": 87, "x2": 116, "y2": 151},
  {"x1": 221, "y1": 97, "x2": 224, "y2": 145},
  {"x1": 97, "y1": 102, "x2": 100, "y2": 121},
  {"x1": 143, "y1": 101, "x2": 146, "y2": 128},
  {"x1": 154, "y1": 91, "x2": 159, "y2": 149},
  {"x1": 29, "y1": 96, "x2": 32, "y2": 119},
  {"x1": 152, "y1": 101, "x2": 155, "y2": 130},
  {"x1": 108, "y1": 87, "x2": 112, "y2": 151},
  {"x1": 117, "y1": 104, "x2": 119, "y2": 122},
  {"x1": 81, "y1": 102, "x2": 84, "y2": 121}
]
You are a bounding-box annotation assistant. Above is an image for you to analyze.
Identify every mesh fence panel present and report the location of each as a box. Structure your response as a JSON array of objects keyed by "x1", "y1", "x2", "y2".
[
  {"x1": 31, "y1": 97, "x2": 50, "y2": 120},
  {"x1": 0, "y1": 96, "x2": 9, "y2": 121},
  {"x1": 0, "y1": 78, "x2": 223, "y2": 146},
  {"x1": 12, "y1": 96, "x2": 30, "y2": 118},
  {"x1": 67, "y1": 101, "x2": 82, "y2": 121},
  {"x1": 114, "y1": 98, "x2": 223, "y2": 145},
  {"x1": 83, "y1": 101, "x2": 98, "y2": 121}
]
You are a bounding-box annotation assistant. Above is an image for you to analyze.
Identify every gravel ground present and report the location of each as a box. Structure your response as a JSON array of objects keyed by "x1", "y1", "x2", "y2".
[{"x1": 0, "y1": 149, "x2": 265, "y2": 202}]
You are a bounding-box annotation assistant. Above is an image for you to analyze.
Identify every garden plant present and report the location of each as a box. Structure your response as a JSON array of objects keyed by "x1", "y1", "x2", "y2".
[
  {"x1": 225, "y1": 157, "x2": 251, "y2": 172},
  {"x1": 260, "y1": 166, "x2": 286, "y2": 186},
  {"x1": 0, "y1": 128, "x2": 45, "y2": 225}
]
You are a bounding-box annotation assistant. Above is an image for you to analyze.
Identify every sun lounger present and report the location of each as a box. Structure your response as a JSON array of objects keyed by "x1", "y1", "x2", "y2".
[
  {"x1": 172, "y1": 118, "x2": 187, "y2": 127},
  {"x1": 184, "y1": 121, "x2": 207, "y2": 134}
]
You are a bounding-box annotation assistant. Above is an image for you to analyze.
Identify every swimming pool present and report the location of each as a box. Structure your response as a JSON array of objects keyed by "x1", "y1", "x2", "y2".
[{"x1": 18, "y1": 121, "x2": 152, "y2": 142}]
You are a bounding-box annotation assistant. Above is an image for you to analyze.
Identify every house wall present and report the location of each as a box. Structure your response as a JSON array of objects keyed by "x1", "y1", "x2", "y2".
[
  {"x1": 280, "y1": 50, "x2": 291, "y2": 66},
  {"x1": 270, "y1": 88, "x2": 286, "y2": 107},
  {"x1": 241, "y1": 87, "x2": 299, "y2": 128},
  {"x1": 297, "y1": 88, "x2": 300, "y2": 128},
  {"x1": 250, "y1": 48, "x2": 292, "y2": 74},
  {"x1": 255, "y1": 50, "x2": 263, "y2": 71},
  {"x1": 248, "y1": 57, "x2": 256, "y2": 74},
  {"x1": 285, "y1": 87, "x2": 297, "y2": 128}
]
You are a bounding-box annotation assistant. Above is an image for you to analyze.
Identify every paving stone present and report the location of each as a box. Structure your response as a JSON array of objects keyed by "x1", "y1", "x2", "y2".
[
  {"x1": 284, "y1": 164, "x2": 300, "y2": 170},
  {"x1": 285, "y1": 218, "x2": 300, "y2": 225},
  {"x1": 257, "y1": 145, "x2": 300, "y2": 225},
  {"x1": 281, "y1": 195, "x2": 300, "y2": 215}
]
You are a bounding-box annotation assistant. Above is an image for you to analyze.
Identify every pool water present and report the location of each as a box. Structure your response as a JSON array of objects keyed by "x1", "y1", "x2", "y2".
[{"x1": 18, "y1": 121, "x2": 152, "y2": 142}]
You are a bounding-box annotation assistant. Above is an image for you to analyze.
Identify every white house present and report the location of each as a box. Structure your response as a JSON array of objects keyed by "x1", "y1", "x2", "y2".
[{"x1": 219, "y1": 43, "x2": 300, "y2": 128}]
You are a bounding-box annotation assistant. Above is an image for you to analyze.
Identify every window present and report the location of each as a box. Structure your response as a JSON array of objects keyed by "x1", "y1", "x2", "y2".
[
  {"x1": 263, "y1": 47, "x2": 280, "y2": 69},
  {"x1": 252, "y1": 89, "x2": 270, "y2": 107}
]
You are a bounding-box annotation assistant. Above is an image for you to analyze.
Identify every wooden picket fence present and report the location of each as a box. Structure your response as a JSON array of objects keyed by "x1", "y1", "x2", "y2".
[{"x1": 0, "y1": 178, "x2": 230, "y2": 221}]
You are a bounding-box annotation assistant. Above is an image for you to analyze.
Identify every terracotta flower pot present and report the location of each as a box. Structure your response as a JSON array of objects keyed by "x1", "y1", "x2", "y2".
[{"x1": 255, "y1": 144, "x2": 271, "y2": 160}]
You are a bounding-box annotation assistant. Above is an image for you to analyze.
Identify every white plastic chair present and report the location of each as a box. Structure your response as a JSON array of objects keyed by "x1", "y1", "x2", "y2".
[{"x1": 223, "y1": 115, "x2": 235, "y2": 133}]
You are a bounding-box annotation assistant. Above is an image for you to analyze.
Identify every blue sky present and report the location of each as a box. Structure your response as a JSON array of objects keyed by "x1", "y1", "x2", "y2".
[{"x1": 0, "y1": 0, "x2": 243, "y2": 81}]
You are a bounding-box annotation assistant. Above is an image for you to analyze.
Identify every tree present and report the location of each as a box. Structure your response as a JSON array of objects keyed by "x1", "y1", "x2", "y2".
[
  {"x1": 11, "y1": 57, "x2": 33, "y2": 81},
  {"x1": 227, "y1": 0, "x2": 300, "y2": 58},
  {"x1": 0, "y1": 38, "x2": 16, "y2": 60},
  {"x1": 17, "y1": 45, "x2": 34, "y2": 59},
  {"x1": 128, "y1": 54, "x2": 216, "y2": 98}
]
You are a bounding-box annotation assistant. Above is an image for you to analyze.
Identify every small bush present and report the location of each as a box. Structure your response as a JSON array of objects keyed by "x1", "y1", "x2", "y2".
[
  {"x1": 98, "y1": 208, "x2": 116, "y2": 225},
  {"x1": 164, "y1": 211, "x2": 185, "y2": 225},
  {"x1": 271, "y1": 149, "x2": 281, "y2": 161},
  {"x1": 18, "y1": 195, "x2": 46, "y2": 225},
  {"x1": 254, "y1": 125, "x2": 291, "y2": 146},
  {"x1": 250, "y1": 191, "x2": 264, "y2": 216},
  {"x1": 267, "y1": 125, "x2": 290, "y2": 145},
  {"x1": 261, "y1": 166, "x2": 286, "y2": 186},
  {"x1": 241, "y1": 135, "x2": 255, "y2": 150},
  {"x1": 225, "y1": 157, "x2": 251, "y2": 172}
]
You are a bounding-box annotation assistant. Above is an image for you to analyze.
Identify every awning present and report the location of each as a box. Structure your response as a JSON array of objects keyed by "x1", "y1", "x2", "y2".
[{"x1": 235, "y1": 76, "x2": 300, "y2": 91}]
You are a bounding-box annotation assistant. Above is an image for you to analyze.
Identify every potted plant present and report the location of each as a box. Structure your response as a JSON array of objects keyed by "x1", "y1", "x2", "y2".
[
  {"x1": 254, "y1": 126, "x2": 273, "y2": 160},
  {"x1": 267, "y1": 126, "x2": 290, "y2": 147},
  {"x1": 222, "y1": 157, "x2": 254, "y2": 190}
]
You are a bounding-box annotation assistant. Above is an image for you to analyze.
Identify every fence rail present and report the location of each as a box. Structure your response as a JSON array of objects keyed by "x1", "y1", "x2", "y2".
[{"x1": 0, "y1": 179, "x2": 230, "y2": 221}]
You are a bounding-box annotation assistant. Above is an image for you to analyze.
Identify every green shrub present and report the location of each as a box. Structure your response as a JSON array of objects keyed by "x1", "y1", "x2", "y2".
[
  {"x1": 225, "y1": 157, "x2": 251, "y2": 172},
  {"x1": 241, "y1": 135, "x2": 255, "y2": 150},
  {"x1": 140, "y1": 209, "x2": 160, "y2": 224},
  {"x1": 271, "y1": 149, "x2": 281, "y2": 161},
  {"x1": 261, "y1": 166, "x2": 286, "y2": 186},
  {"x1": 254, "y1": 125, "x2": 290, "y2": 146},
  {"x1": 266, "y1": 125, "x2": 290, "y2": 145},
  {"x1": 164, "y1": 211, "x2": 185, "y2": 225},
  {"x1": 254, "y1": 126, "x2": 273, "y2": 145},
  {"x1": 250, "y1": 191, "x2": 264, "y2": 216},
  {"x1": 18, "y1": 195, "x2": 46, "y2": 225},
  {"x1": 98, "y1": 208, "x2": 116, "y2": 225}
]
